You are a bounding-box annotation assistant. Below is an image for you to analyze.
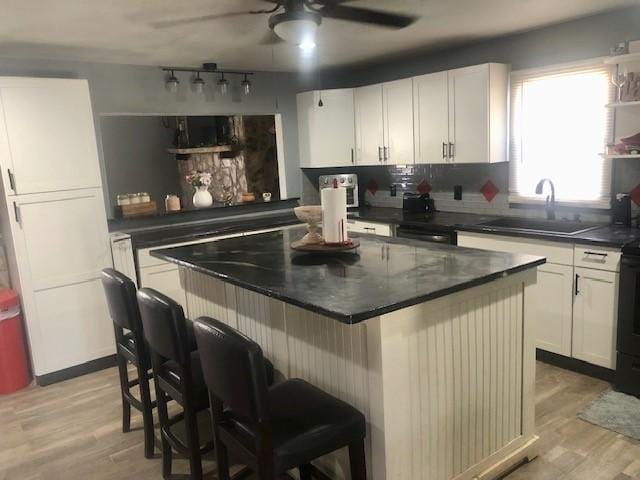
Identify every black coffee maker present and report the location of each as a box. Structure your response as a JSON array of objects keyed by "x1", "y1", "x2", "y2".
[{"x1": 612, "y1": 194, "x2": 632, "y2": 227}]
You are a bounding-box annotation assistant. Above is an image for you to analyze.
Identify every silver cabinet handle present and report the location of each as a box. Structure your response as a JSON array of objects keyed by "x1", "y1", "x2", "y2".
[
  {"x1": 351, "y1": 148, "x2": 354, "y2": 164},
  {"x1": 383, "y1": 146, "x2": 389, "y2": 162},
  {"x1": 584, "y1": 251, "x2": 608, "y2": 257},
  {"x1": 7, "y1": 169, "x2": 15, "y2": 192},
  {"x1": 13, "y1": 201, "x2": 20, "y2": 226},
  {"x1": 378, "y1": 146, "x2": 383, "y2": 162},
  {"x1": 442, "y1": 142, "x2": 447, "y2": 160},
  {"x1": 449, "y1": 142, "x2": 455, "y2": 160}
]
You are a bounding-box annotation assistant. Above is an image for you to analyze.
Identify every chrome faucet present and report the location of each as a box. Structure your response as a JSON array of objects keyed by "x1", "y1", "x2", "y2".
[{"x1": 535, "y1": 178, "x2": 556, "y2": 220}]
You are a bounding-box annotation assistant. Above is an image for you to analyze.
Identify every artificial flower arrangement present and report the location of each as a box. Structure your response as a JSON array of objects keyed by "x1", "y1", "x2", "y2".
[{"x1": 185, "y1": 170, "x2": 212, "y2": 188}]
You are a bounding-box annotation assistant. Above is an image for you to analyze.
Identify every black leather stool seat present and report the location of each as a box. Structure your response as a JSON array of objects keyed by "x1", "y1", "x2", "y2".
[{"x1": 230, "y1": 378, "x2": 366, "y2": 473}]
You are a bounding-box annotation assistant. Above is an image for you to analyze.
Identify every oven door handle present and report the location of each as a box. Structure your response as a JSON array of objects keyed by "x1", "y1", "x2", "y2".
[{"x1": 397, "y1": 231, "x2": 451, "y2": 243}]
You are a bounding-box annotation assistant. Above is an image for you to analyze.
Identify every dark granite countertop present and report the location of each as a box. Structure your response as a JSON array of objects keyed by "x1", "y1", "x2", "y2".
[
  {"x1": 348, "y1": 207, "x2": 498, "y2": 230},
  {"x1": 152, "y1": 226, "x2": 545, "y2": 324},
  {"x1": 457, "y1": 223, "x2": 640, "y2": 248},
  {"x1": 352, "y1": 207, "x2": 640, "y2": 249},
  {"x1": 117, "y1": 210, "x2": 300, "y2": 249}
]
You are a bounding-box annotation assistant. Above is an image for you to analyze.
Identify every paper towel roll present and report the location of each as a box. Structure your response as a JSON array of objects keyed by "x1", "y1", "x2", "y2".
[{"x1": 321, "y1": 187, "x2": 347, "y2": 244}]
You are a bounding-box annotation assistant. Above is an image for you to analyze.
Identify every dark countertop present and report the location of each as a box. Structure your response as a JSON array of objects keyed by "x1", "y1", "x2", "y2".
[
  {"x1": 457, "y1": 223, "x2": 640, "y2": 248},
  {"x1": 152, "y1": 226, "x2": 545, "y2": 324},
  {"x1": 351, "y1": 206, "x2": 640, "y2": 249},
  {"x1": 117, "y1": 210, "x2": 300, "y2": 249},
  {"x1": 348, "y1": 207, "x2": 498, "y2": 230}
]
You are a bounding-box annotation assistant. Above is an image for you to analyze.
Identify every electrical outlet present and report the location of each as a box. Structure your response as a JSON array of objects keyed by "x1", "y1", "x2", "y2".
[
  {"x1": 454, "y1": 185, "x2": 463, "y2": 200},
  {"x1": 390, "y1": 184, "x2": 397, "y2": 197}
]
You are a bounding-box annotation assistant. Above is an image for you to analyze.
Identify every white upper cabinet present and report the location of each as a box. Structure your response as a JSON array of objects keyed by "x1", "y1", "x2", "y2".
[
  {"x1": 297, "y1": 89, "x2": 355, "y2": 168},
  {"x1": 296, "y1": 62, "x2": 509, "y2": 168},
  {"x1": 413, "y1": 71, "x2": 450, "y2": 164},
  {"x1": 0, "y1": 77, "x2": 102, "y2": 194},
  {"x1": 414, "y1": 63, "x2": 509, "y2": 164},
  {"x1": 382, "y1": 78, "x2": 414, "y2": 165},
  {"x1": 354, "y1": 84, "x2": 385, "y2": 165}
]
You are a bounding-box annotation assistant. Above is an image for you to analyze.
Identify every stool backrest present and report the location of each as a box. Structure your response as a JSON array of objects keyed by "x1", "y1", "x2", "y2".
[
  {"x1": 194, "y1": 317, "x2": 270, "y2": 423},
  {"x1": 137, "y1": 288, "x2": 190, "y2": 365},
  {"x1": 101, "y1": 268, "x2": 142, "y2": 333}
]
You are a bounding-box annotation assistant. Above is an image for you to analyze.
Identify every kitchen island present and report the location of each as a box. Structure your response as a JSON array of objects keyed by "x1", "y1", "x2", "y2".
[{"x1": 153, "y1": 227, "x2": 545, "y2": 480}]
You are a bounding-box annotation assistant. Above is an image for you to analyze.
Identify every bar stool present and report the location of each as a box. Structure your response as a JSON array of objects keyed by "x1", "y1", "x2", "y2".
[
  {"x1": 137, "y1": 287, "x2": 214, "y2": 480},
  {"x1": 193, "y1": 316, "x2": 368, "y2": 480},
  {"x1": 101, "y1": 268, "x2": 156, "y2": 459}
]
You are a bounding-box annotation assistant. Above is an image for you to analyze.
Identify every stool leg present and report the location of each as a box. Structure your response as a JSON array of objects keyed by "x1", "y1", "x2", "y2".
[
  {"x1": 138, "y1": 366, "x2": 155, "y2": 459},
  {"x1": 299, "y1": 464, "x2": 313, "y2": 480},
  {"x1": 156, "y1": 390, "x2": 172, "y2": 479},
  {"x1": 115, "y1": 353, "x2": 131, "y2": 433},
  {"x1": 184, "y1": 404, "x2": 203, "y2": 480},
  {"x1": 348, "y1": 442, "x2": 367, "y2": 480}
]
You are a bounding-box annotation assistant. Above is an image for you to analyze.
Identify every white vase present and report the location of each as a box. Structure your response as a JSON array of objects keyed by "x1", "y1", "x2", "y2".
[{"x1": 192, "y1": 186, "x2": 213, "y2": 208}]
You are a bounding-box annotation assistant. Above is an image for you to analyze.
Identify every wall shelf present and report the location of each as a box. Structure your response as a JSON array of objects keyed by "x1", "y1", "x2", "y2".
[
  {"x1": 604, "y1": 52, "x2": 640, "y2": 65},
  {"x1": 599, "y1": 153, "x2": 640, "y2": 159},
  {"x1": 606, "y1": 100, "x2": 640, "y2": 108}
]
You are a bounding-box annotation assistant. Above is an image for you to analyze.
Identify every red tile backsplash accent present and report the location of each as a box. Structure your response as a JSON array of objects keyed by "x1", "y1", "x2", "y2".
[
  {"x1": 367, "y1": 179, "x2": 379, "y2": 195},
  {"x1": 417, "y1": 179, "x2": 432, "y2": 194},
  {"x1": 630, "y1": 183, "x2": 640, "y2": 206},
  {"x1": 480, "y1": 180, "x2": 499, "y2": 202}
]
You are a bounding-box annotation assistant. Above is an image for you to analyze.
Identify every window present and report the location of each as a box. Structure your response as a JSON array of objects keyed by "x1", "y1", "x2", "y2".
[{"x1": 509, "y1": 61, "x2": 614, "y2": 208}]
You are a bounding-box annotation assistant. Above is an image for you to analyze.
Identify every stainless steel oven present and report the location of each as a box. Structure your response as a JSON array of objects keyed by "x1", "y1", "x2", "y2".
[
  {"x1": 395, "y1": 224, "x2": 457, "y2": 245},
  {"x1": 319, "y1": 174, "x2": 358, "y2": 208}
]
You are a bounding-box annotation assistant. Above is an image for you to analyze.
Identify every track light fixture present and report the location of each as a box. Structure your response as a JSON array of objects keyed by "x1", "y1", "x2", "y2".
[
  {"x1": 160, "y1": 63, "x2": 254, "y2": 97},
  {"x1": 241, "y1": 74, "x2": 252, "y2": 96},
  {"x1": 165, "y1": 70, "x2": 179, "y2": 93}
]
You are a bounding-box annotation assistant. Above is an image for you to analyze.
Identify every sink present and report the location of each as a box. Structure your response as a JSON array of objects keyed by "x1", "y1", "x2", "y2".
[{"x1": 478, "y1": 217, "x2": 602, "y2": 235}]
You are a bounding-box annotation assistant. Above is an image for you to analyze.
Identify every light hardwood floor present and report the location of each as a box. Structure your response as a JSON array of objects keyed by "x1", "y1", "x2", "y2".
[{"x1": 0, "y1": 361, "x2": 638, "y2": 480}]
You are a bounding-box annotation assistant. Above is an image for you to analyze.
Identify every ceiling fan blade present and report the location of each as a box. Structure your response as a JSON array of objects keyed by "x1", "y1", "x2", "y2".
[
  {"x1": 319, "y1": 4, "x2": 418, "y2": 28},
  {"x1": 259, "y1": 30, "x2": 284, "y2": 45},
  {"x1": 150, "y1": 11, "x2": 256, "y2": 28}
]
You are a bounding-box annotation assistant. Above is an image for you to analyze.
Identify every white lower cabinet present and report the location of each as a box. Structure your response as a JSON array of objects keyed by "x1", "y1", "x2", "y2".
[
  {"x1": 139, "y1": 264, "x2": 187, "y2": 307},
  {"x1": 346, "y1": 219, "x2": 393, "y2": 237},
  {"x1": 458, "y1": 232, "x2": 620, "y2": 370},
  {"x1": 572, "y1": 267, "x2": 618, "y2": 369},
  {"x1": 536, "y1": 263, "x2": 574, "y2": 356}
]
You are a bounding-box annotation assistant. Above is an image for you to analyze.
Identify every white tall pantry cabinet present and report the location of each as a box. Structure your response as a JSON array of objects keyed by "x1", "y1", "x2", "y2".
[{"x1": 0, "y1": 77, "x2": 114, "y2": 382}]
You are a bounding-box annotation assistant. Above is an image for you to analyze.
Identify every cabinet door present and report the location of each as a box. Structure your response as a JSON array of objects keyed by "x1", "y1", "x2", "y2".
[
  {"x1": 354, "y1": 84, "x2": 385, "y2": 165},
  {"x1": 0, "y1": 78, "x2": 102, "y2": 194},
  {"x1": 297, "y1": 89, "x2": 355, "y2": 168},
  {"x1": 448, "y1": 65, "x2": 489, "y2": 164},
  {"x1": 413, "y1": 72, "x2": 450, "y2": 164},
  {"x1": 10, "y1": 188, "x2": 114, "y2": 375},
  {"x1": 382, "y1": 78, "x2": 414, "y2": 165},
  {"x1": 572, "y1": 267, "x2": 618, "y2": 369},
  {"x1": 535, "y1": 264, "x2": 574, "y2": 356},
  {"x1": 139, "y1": 264, "x2": 187, "y2": 309}
]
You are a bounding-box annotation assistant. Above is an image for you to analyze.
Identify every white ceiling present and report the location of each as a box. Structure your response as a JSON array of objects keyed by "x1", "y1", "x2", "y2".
[{"x1": 0, "y1": 0, "x2": 635, "y2": 71}]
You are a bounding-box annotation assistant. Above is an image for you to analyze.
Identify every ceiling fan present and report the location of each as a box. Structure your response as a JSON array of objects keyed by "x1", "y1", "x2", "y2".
[{"x1": 151, "y1": 0, "x2": 418, "y2": 47}]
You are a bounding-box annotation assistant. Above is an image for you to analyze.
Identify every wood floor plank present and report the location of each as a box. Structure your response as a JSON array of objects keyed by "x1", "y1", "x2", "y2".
[{"x1": 1, "y1": 361, "x2": 640, "y2": 479}]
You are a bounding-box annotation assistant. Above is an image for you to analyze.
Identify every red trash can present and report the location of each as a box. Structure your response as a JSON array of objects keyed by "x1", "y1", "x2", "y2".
[{"x1": 0, "y1": 289, "x2": 31, "y2": 394}]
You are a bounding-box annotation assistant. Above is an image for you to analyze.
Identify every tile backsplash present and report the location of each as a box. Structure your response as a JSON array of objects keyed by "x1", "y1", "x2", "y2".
[{"x1": 302, "y1": 160, "x2": 640, "y2": 224}]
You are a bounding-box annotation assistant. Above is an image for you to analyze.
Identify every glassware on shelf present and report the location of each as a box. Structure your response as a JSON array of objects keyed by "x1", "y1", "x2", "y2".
[{"x1": 611, "y1": 67, "x2": 628, "y2": 103}]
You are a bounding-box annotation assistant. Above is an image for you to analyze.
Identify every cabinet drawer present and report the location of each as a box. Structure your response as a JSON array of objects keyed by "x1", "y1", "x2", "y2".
[
  {"x1": 574, "y1": 245, "x2": 621, "y2": 272},
  {"x1": 346, "y1": 219, "x2": 393, "y2": 237},
  {"x1": 457, "y1": 232, "x2": 573, "y2": 265}
]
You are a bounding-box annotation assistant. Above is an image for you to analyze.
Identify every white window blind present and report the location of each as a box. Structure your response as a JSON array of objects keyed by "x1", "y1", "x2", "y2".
[{"x1": 509, "y1": 60, "x2": 614, "y2": 208}]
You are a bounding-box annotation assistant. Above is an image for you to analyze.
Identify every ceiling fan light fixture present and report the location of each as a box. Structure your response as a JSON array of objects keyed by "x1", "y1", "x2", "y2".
[
  {"x1": 269, "y1": 9, "x2": 321, "y2": 45},
  {"x1": 165, "y1": 70, "x2": 179, "y2": 93}
]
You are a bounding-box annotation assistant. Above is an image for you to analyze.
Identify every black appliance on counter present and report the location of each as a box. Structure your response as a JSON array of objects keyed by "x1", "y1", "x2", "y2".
[
  {"x1": 612, "y1": 194, "x2": 632, "y2": 227},
  {"x1": 403, "y1": 192, "x2": 435, "y2": 214},
  {"x1": 616, "y1": 240, "x2": 640, "y2": 396}
]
